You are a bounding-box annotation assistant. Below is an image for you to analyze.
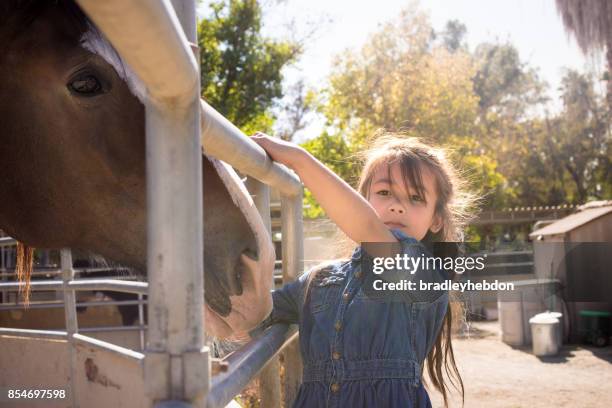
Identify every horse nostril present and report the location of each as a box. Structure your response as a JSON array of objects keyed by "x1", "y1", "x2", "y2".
[{"x1": 242, "y1": 248, "x2": 259, "y2": 262}]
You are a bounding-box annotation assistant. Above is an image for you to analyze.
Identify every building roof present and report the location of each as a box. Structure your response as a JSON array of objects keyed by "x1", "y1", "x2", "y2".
[{"x1": 529, "y1": 201, "x2": 612, "y2": 238}]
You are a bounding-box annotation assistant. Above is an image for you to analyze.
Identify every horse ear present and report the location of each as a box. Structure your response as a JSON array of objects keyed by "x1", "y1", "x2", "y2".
[{"x1": 15, "y1": 241, "x2": 34, "y2": 307}]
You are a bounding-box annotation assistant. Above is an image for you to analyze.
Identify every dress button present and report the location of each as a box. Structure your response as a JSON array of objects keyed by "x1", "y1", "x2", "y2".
[
  {"x1": 334, "y1": 321, "x2": 342, "y2": 331},
  {"x1": 330, "y1": 383, "x2": 340, "y2": 393},
  {"x1": 332, "y1": 351, "x2": 341, "y2": 360},
  {"x1": 342, "y1": 292, "x2": 350, "y2": 302}
]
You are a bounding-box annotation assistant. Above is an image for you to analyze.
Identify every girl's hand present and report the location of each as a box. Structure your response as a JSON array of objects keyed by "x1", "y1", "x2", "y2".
[{"x1": 251, "y1": 132, "x2": 305, "y2": 170}]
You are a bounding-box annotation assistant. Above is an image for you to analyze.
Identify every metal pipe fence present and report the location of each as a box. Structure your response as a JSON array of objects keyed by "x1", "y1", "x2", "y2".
[{"x1": 0, "y1": 0, "x2": 304, "y2": 406}]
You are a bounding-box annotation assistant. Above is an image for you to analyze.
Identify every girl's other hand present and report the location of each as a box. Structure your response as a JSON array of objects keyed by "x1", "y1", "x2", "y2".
[{"x1": 251, "y1": 132, "x2": 305, "y2": 170}]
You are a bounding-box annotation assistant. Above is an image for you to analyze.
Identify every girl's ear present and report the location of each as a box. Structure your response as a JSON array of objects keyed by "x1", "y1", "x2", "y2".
[{"x1": 430, "y1": 214, "x2": 443, "y2": 234}]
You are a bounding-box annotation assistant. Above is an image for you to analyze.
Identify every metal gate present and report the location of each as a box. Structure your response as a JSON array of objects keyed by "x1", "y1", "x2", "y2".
[{"x1": 0, "y1": 1, "x2": 303, "y2": 407}]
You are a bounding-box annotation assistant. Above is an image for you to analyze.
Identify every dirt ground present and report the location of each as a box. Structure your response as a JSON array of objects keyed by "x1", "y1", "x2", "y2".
[{"x1": 427, "y1": 321, "x2": 612, "y2": 408}]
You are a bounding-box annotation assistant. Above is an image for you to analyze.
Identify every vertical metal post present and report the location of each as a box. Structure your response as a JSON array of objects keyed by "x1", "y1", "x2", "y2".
[
  {"x1": 1, "y1": 245, "x2": 6, "y2": 303},
  {"x1": 61, "y1": 249, "x2": 78, "y2": 407},
  {"x1": 246, "y1": 179, "x2": 282, "y2": 407},
  {"x1": 144, "y1": 0, "x2": 208, "y2": 405},
  {"x1": 280, "y1": 193, "x2": 304, "y2": 407},
  {"x1": 138, "y1": 293, "x2": 145, "y2": 351}
]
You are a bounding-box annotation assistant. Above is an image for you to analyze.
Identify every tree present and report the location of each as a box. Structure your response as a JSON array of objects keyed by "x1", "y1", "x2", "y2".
[
  {"x1": 438, "y1": 20, "x2": 467, "y2": 53},
  {"x1": 555, "y1": 0, "x2": 612, "y2": 106},
  {"x1": 503, "y1": 71, "x2": 612, "y2": 205},
  {"x1": 300, "y1": 132, "x2": 359, "y2": 218},
  {"x1": 472, "y1": 42, "x2": 548, "y2": 119},
  {"x1": 198, "y1": 0, "x2": 301, "y2": 134},
  {"x1": 319, "y1": 7, "x2": 479, "y2": 146},
  {"x1": 300, "y1": 2, "x2": 611, "y2": 220},
  {"x1": 549, "y1": 70, "x2": 611, "y2": 202},
  {"x1": 275, "y1": 79, "x2": 315, "y2": 141},
  {"x1": 470, "y1": 42, "x2": 550, "y2": 208},
  {"x1": 303, "y1": 7, "x2": 506, "y2": 216}
]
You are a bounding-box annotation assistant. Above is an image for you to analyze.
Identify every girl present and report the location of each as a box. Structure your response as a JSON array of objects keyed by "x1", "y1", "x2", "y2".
[{"x1": 234, "y1": 132, "x2": 475, "y2": 407}]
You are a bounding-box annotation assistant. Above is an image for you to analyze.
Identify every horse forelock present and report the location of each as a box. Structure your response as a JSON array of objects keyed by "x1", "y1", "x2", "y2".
[
  {"x1": 79, "y1": 23, "x2": 147, "y2": 104},
  {"x1": 1, "y1": 1, "x2": 147, "y2": 103}
]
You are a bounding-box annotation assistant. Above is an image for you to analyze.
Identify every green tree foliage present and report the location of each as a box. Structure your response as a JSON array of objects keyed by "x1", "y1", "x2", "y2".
[
  {"x1": 470, "y1": 42, "x2": 549, "y2": 208},
  {"x1": 319, "y1": 7, "x2": 479, "y2": 146},
  {"x1": 472, "y1": 43, "x2": 547, "y2": 118},
  {"x1": 198, "y1": 0, "x2": 300, "y2": 134},
  {"x1": 484, "y1": 70, "x2": 611, "y2": 206},
  {"x1": 300, "y1": 132, "x2": 360, "y2": 218},
  {"x1": 542, "y1": 70, "x2": 611, "y2": 202},
  {"x1": 439, "y1": 20, "x2": 467, "y2": 52},
  {"x1": 301, "y1": 4, "x2": 611, "y2": 220},
  {"x1": 302, "y1": 7, "x2": 504, "y2": 216}
]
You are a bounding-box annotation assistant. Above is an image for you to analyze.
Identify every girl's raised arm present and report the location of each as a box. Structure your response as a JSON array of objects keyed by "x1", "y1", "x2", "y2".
[{"x1": 251, "y1": 133, "x2": 396, "y2": 244}]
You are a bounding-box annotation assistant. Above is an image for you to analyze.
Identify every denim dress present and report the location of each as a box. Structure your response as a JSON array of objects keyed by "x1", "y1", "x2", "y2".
[{"x1": 255, "y1": 229, "x2": 449, "y2": 408}]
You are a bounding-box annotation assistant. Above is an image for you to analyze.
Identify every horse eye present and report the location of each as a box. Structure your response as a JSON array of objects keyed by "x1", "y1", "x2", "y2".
[{"x1": 68, "y1": 74, "x2": 103, "y2": 96}]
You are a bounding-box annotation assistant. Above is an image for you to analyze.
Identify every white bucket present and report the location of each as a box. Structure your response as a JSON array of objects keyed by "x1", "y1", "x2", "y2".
[{"x1": 529, "y1": 312, "x2": 560, "y2": 356}]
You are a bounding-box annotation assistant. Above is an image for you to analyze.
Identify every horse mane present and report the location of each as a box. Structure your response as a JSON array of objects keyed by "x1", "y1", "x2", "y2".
[
  {"x1": 80, "y1": 23, "x2": 147, "y2": 102},
  {"x1": 15, "y1": 242, "x2": 34, "y2": 305}
]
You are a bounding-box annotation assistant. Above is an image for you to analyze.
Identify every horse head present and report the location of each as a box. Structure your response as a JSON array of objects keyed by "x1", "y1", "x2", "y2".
[{"x1": 0, "y1": 0, "x2": 274, "y2": 337}]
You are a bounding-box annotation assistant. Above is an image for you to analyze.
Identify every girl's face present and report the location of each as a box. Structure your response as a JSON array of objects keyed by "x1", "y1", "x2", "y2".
[{"x1": 367, "y1": 162, "x2": 442, "y2": 241}]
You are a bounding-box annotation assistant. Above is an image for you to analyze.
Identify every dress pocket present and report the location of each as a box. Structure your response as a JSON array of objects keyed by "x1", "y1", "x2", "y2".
[
  {"x1": 311, "y1": 282, "x2": 345, "y2": 313},
  {"x1": 309, "y1": 274, "x2": 345, "y2": 313}
]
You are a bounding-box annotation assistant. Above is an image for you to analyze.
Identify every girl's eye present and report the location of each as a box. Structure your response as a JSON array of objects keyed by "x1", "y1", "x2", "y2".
[
  {"x1": 377, "y1": 190, "x2": 391, "y2": 196},
  {"x1": 411, "y1": 194, "x2": 425, "y2": 203},
  {"x1": 68, "y1": 73, "x2": 103, "y2": 96}
]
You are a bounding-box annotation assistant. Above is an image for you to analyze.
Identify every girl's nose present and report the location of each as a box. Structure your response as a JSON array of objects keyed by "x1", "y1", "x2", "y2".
[{"x1": 389, "y1": 202, "x2": 405, "y2": 214}]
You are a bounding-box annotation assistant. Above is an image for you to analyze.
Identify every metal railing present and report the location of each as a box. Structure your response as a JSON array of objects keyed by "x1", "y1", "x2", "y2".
[{"x1": 0, "y1": 0, "x2": 304, "y2": 407}]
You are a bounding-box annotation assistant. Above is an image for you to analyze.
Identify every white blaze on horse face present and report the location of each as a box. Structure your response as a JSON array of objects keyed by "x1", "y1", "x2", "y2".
[{"x1": 79, "y1": 24, "x2": 147, "y2": 103}]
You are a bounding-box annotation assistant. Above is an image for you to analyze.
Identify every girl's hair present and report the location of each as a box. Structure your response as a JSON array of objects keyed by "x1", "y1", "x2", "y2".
[
  {"x1": 356, "y1": 133, "x2": 475, "y2": 242},
  {"x1": 306, "y1": 131, "x2": 479, "y2": 407}
]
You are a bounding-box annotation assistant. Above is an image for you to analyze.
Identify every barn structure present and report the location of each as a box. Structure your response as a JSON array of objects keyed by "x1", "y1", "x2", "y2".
[{"x1": 529, "y1": 200, "x2": 612, "y2": 343}]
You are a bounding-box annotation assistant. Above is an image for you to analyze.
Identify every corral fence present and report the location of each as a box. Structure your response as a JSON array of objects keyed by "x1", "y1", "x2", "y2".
[{"x1": 0, "y1": 1, "x2": 303, "y2": 407}]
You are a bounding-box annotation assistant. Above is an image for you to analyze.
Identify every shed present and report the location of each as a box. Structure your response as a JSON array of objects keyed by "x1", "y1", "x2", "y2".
[
  {"x1": 529, "y1": 200, "x2": 612, "y2": 343},
  {"x1": 529, "y1": 200, "x2": 612, "y2": 242}
]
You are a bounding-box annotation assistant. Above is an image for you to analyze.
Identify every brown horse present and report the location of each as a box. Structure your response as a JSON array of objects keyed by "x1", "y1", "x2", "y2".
[{"x1": 0, "y1": 0, "x2": 274, "y2": 337}]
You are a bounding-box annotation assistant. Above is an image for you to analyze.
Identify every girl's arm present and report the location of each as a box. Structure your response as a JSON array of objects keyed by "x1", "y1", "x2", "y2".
[{"x1": 251, "y1": 133, "x2": 396, "y2": 244}]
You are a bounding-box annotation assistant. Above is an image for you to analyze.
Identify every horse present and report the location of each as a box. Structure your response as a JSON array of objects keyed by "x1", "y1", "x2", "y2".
[{"x1": 0, "y1": 0, "x2": 275, "y2": 338}]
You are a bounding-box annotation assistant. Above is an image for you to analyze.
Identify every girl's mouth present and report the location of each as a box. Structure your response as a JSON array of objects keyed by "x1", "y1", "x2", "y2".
[{"x1": 384, "y1": 222, "x2": 406, "y2": 229}]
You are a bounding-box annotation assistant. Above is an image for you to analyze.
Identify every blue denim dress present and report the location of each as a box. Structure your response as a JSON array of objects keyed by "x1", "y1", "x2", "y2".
[{"x1": 258, "y1": 229, "x2": 449, "y2": 408}]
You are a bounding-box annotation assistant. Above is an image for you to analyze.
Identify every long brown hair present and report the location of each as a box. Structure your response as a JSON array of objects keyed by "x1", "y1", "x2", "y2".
[{"x1": 306, "y1": 131, "x2": 479, "y2": 406}]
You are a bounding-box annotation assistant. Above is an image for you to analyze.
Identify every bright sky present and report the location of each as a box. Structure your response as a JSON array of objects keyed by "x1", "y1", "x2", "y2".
[{"x1": 199, "y1": 0, "x2": 605, "y2": 141}]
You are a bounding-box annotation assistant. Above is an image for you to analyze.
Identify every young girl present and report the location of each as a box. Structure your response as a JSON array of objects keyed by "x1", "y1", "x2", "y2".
[{"x1": 235, "y1": 132, "x2": 475, "y2": 407}]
